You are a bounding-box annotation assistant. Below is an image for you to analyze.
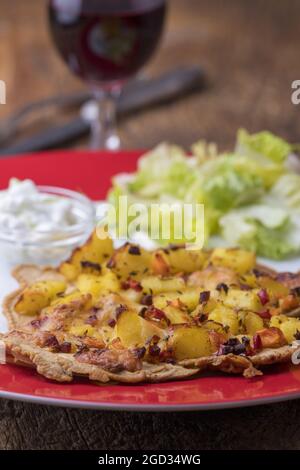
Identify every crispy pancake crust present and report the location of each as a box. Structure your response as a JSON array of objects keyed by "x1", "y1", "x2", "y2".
[{"x1": 2, "y1": 263, "x2": 300, "y2": 384}]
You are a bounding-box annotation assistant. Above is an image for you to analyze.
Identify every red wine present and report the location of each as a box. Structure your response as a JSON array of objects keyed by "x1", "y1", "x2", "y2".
[{"x1": 49, "y1": 0, "x2": 167, "y2": 84}]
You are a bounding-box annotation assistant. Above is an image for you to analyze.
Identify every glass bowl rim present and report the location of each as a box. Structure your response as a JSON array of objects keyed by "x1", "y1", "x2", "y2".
[{"x1": 0, "y1": 185, "x2": 95, "y2": 243}]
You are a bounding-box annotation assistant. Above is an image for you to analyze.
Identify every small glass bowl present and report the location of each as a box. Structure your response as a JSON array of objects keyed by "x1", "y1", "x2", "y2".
[{"x1": 0, "y1": 186, "x2": 95, "y2": 267}]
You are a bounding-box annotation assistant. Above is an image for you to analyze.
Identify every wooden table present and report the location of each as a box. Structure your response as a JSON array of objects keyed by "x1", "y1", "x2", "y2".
[{"x1": 1, "y1": 0, "x2": 300, "y2": 450}]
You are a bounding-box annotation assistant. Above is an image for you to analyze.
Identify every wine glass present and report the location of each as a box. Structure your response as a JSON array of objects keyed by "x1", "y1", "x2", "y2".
[{"x1": 48, "y1": 0, "x2": 167, "y2": 150}]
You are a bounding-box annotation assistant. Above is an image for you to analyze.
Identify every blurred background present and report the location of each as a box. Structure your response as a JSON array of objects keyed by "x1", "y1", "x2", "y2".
[{"x1": 0, "y1": 0, "x2": 299, "y2": 150}]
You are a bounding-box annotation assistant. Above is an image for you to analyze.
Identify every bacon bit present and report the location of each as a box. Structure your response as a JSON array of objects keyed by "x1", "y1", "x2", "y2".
[
  {"x1": 198, "y1": 313, "x2": 208, "y2": 323},
  {"x1": 151, "y1": 252, "x2": 170, "y2": 275},
  {"x1": 106, "y1": 257, "x2": 116, "y2": 269},
  {"x1": 149, "y1": 344, "x2": 161, "y2": 357},
  {"x1": 294, "y1": 330, "x2": 300, "y2": 340},
  {"x1": 85, "y1": 314, "x2": 98, "y2": 326},
  {"x1": 128, "y1": 245, "x2": 141, "y2": 255},
  {"x1": 257, "y1": 289, "x2": 269, "y2": 306},
  {"x1": 159, "y1": 349, "x2": 175, "y2": 363},
  {"x1": 209, "y1": 330, "x2": 226, "y2": 352},
  {"x1": 143, "y1": 306, "x2": 170, "y2": 327},
  {"x1": 141, "y1": 294, "x2": 153, "y2": 306},
  {"x1": 108, "y1": 319, "x2": 116, "y2": 328},
  {"x1": 217, "y1": 337, "x2": 250, "y2": 356},
  {"x1": 30, "y1": 316, "x2": 48, "y2": 329},
  {"x1": 60, "y1": 342, "x2": 72, "y2": 353},
  {"x1": 216, "y1": 283, "x2": 229, "y2": 294},
  {"x1": 252, "y1": 333, "x2": 262, "y2": 350},
  {"x1": 199, "y1": 291, "x2": 210, "y2": 303},
  {"x1": 257, "y1": 309, "x2": 271, "y2": 319},
  {"x1": 253, "y1": 327, "x2": 286, "y2": 350},
  {"x1": 80, "y1": 261, "x2": 101, "y2": 272},
  {"x1": 115, "y1": 304, "x2": 128, "y2": 318},
  {"x1": 43, "y1": 334, "x2": 60, "y2": 351},
  {"x1": 82, "y1": 336, "x2": 105, "y2": 349},
  {"x1": 121, "y1": 278, "x2": 142, "y2": 292},
  {"x1": 133, "y1": 347, "x2": 146, "y2": 359}
]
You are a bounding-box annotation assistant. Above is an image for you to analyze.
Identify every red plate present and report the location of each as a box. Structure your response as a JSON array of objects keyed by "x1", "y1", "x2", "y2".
[{"x1": 1, "y1": 150, "x2": 300, "y2": 411}]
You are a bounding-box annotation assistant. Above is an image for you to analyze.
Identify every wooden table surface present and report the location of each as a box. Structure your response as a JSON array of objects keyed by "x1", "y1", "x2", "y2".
[{"x1": 1, "y1": 0, "x2": 300, "y2": 450}]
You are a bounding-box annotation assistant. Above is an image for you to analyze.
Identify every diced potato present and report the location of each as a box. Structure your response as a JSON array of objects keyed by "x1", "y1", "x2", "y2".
[
  {"x1": 279, "y1": 319, "x2": 300, "y2": 344},
  {"x1": 107, "y1": 243, "x2": 152, "y2": 280},
  {"x1": 163, "y1": 305, "x2": 191, "y2": 324},
  {"x1": 69, "y1": 324, "x2": 95, "y2": 337},
  {"x1": 208, "y1": 304, "x2": 239, "y2": 335},
  {"x1": 15, "y1": 280, "x2": 67, "y2": 316},
  {"x1": 270, "y1": 315, "x2": 300, "y2": 343},
  {"x1": 51, "y1": 291, "x2": 88, "y2": 306},
  {"x1": 270, "y1": 314, "x2": 288, "y2": 329},
  {"x1": 170, "y1": 326, "x2": 213, "y2": 360},
  {"x1": 151, "y1": 248, "x2": 207, "y2": 275},
  {"x1": 141, "y1": 276, "x2": 185, "y2": 295},
  {"x1": 223, "y1": 289, "x2": 262, "y2": 312},
  {"x1": 59, "y1": 262, "x2": 80, "y2": 282},
  {"x1": 76, "y1": 272, "x2": 120, "y2": 300},
  {"x1": 257, "y1": 276, "x2": 289, "y2": 299},
  {"x1": 243, "y1": 312, "x2": 264, "y2": 335},
  {"x1": 210, "y1": 248, "x2": 256, "y2": 274},
  {"x1": 116, "y1": 309, "x2": 163, "y2": 348},
  {"x1": 202, "y1": 320, "x2": 230, "y2": 338},
  {"x1": 60, "y1": 230, "x2": 113, "y2": 281},
  {"x1": 153, "y1": 289, "x2": 200, "y2": 311}
]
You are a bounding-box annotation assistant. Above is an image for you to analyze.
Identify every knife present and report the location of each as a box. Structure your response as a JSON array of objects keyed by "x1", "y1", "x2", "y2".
[{"x1": 0, "y1": 66, "x2": 205, "y2": 156}]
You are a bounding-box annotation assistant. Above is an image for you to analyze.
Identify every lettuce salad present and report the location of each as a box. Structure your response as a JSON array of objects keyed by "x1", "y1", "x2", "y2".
[{"x1": 108, "y1": 129, "x2": 300, "y2": 259}]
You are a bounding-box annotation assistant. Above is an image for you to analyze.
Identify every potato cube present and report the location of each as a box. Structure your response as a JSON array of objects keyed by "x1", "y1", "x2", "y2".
[
  {"x1": 170, "y1": 326, "x2": 213, "y2": 360},
  {"x1": 223, "y1": 289, "x2": 262, "y2": 311},
  {"x1": 208, "y1": 304, "x2": 239, "y2": 334},
  {"x1": 141, "y1": 276, "x2": 185, "y2": 295},
  {"x1": 116, "y1": 309, "x2": 163, "y2": 348},
  {"x1": 210, "y1": 248, "x2": 256, "y2": 274},
  {"x1": 15, "y1": 280, "x2": 67, "y2": 316},
  {"x1": 243, "y1": 312, "x2": 264, "y2": 335}
]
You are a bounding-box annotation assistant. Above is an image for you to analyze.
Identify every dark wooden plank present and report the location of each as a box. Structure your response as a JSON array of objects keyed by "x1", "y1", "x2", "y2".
[{"x1": 1, "y1": 0, "x2": 300, "y2": 450}]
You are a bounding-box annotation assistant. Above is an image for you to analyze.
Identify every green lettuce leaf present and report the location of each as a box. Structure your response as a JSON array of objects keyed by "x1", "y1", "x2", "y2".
[
  {"x1": 236, "y1": 129, "x2": 291, "y2": 164},
  {"x1": 219, "y1": 206, "x2": 298, "y2": 259}
]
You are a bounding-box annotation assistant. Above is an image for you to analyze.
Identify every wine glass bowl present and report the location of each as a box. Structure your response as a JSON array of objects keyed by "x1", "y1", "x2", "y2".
[{"x1": 48, "y1": 0, "x2": 167, "y2": 150}]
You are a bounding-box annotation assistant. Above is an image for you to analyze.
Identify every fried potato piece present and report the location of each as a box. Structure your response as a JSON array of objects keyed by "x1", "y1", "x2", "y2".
[
  {"x1": 151, "y1": 247, "x2": 207, "y2": 275},
  {"x1": 241, "y1": 311, "x2": 264, "y2": 335},
  {"x1": 116, "y1": 309, "x2": 163, "y2": 348},
  {"x1": 208, "y1": 304, "x2": 239, "y2": 335},
  {"x1": 141, "y1": 276, "x2": 185, "y2": 295},
  {"x1": 270, "y1": 315, "x2": 300, "y2": 343},
  {"x1": 14, "y1": 280, "x2": 67, "y2": 316},
  {"x1": 60, "y1": 230, "x2": 113, "y2": 281},
  {"x1": 163, "y1": 305, "x2": 191, "y2": 324},
  {"x1": 106, "y1": 243, "x2": 152, "y2": 280},
  {"x1": 210, "y1": 248, "x2": 256, "y2": 274},
  {"x1": 76, "y1": 272, "x2": 120, "y2": 301},
  {"x1": 223, "y1": 289, "x2": 262, "y2": 312},
  {"x1": 153, "y1": 288, "x2": 200, "y2": 311},
  {"x1": 170, "y1": 326, "x2": 213, "y2": 360}
]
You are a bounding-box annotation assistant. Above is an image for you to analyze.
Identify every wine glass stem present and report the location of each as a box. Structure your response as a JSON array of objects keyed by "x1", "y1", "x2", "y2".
[{"x1": 90, "y1": 87, "x2": 121, "y2": 151}]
